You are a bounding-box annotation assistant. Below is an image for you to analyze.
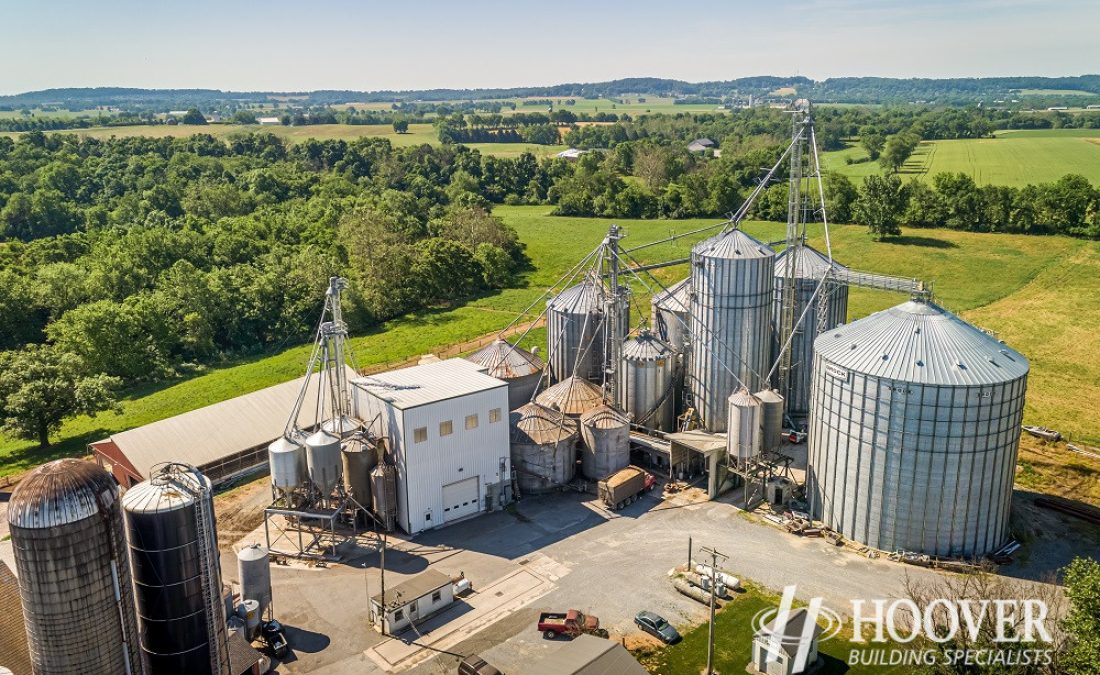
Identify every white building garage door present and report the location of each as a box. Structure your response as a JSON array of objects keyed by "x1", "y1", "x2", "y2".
[{"x1": 442, "y1": 477, "x2": 480, "y2": 522}]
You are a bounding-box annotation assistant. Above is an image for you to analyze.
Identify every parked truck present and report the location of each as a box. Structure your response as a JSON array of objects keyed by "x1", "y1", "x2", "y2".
[
  {"x1": 598, "y1": 466, "x2": 656, "y2": 510},
  {"x1": 537, "y1": 609, "x2": 608, "y2": 639}
]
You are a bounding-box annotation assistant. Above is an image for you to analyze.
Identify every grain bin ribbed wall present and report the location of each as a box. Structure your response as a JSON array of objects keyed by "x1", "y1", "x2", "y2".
[
  {"x1": 689, "y1": 230, "x2": 775, "y2": 432},
  {"x1": 510, "y1": 403, "x2": 578, "y2": 494},
  {"x1": 773, "y1": 244, "x2": 848, "y2": 419},
  {"x1": 807, "y1": 300, "x2": 1029, "y2": 557},
  {"x1": 547, "y1": 275, "x2": 606, "y2": 383},
  {"x1": 123, "y1": 463, "x2": 230, "y2": 675},
  {"x1": 579, "y1": 405, "x2": 631, "y2": 480},
  {"x1": 7, "y1": 459, "x2": 143, "y2": 675},
  {"x1": 651, "y1": 277, "x2": 691, "y2": 353},
  {"x1": 342, "y1": 437, "x2": 376, "y2": 508},
  {"x1": 620, "y1": 330, "x2": 676, "y2": 432},
  {"x1": 727, "y1": 388, "x2": 762, "y2": 462},
  {"x1": 466, "y1": 339, "x2": 545, "y2": 408}
]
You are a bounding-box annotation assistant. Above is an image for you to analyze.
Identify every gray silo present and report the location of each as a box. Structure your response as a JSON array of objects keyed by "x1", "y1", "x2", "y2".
[
  {"x1": 371, "y1": 463, "x2": 398, "y2": 532},
  {"x1": 510, "y1": 402, "x2": 579, "y2": 494},
  {"x1": 547, "y1": 275, "x2": 606, "y2": 383},
  {"x1": 466, "y1": 338, "x2": 546, "y2": 408},
  {"x1": 620, "y1": 330, "x2": 676, "y2": 431},
  {"x1": 727, "y1": 388, "x2": 762, "y2": 462},
  {"x1": 341, "y1": 436, "x2": 376, "y2": 508},
  {"x1": 123, "y1": 463, "x2": 230, "y2": 675},
  {"x1": 7, "y1": 459, "x2": 143, "y2": 675},
  {"x1": 268, "y1": 434, "x2": 306, "y2": 495},
  {"x1": 807, "y1": 299, "x2": 1029, "y2": 557},
  {"x1": 689, "y1": 229, "x2": 776, "y2": 432},
  {"x1": 236, "y1": 544, "x2": 272, "y2": 620},
  {"x1": 754, "y1": 389, "x2": 784, "y2": 453},
  {"x1": 304, "y1": 429, "x2": 342, "y2": 495},
  {"x1": 579, "y1": 405, "x2": 631, "y2": 480},
  {"x1": 651, "y1": 277, "x2": 691, "y2": 353},
  {"x1": 536, "y1": 376, "x2": 606, "y2": 418},
  {"x1": 773, "y1": 244, "x2": 848, "y2": 419}
]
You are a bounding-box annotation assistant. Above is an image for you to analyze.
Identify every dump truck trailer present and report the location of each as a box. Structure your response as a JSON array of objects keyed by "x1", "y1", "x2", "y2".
[{"x1": 597, "y1": 466, "x2": 656, "y2": 510}]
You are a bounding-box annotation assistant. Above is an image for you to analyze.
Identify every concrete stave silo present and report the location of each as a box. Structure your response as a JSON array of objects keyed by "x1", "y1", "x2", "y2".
[
  {"x1": 689, "y1": 229, "x2": 775, "y2": 432},
  {"x1": 7, "y1": 459, "x2": 143, "y2": 675},
  {"x1": 773, "y1": 244, "x2": 848, "y2": 419},
  {"x1": 123, "y1": 463, "x2": 230, "y2": 675},
  {"x1": 579, "y1": 405, "x2": 631, "y2": 480},
  {"x1": 466, "y1": 338, "x2": 545, "y2": 409},
  {"x1": 510, "y1": 402, "x2": 578, "y2": 494},
  {"x1": 620, "y1": 330, "x2": 676, "y2": 432},
  {"x1": 807, "y1": 299, "x2": 1029, "y2": 558}
]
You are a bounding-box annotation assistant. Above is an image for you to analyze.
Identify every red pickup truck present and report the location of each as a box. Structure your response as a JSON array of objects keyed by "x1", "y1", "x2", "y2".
[{"x1": 537, "y1": 609, "x2": 608, "y2": 639}]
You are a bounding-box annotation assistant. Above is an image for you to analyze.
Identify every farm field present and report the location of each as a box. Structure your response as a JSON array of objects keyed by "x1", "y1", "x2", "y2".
[
  {"x1": 1, "y1": 207, "x2": 1097, "y2": 477},
  {"x1": 823, "y1": 128, "x2": 1100, "y2": 186}
]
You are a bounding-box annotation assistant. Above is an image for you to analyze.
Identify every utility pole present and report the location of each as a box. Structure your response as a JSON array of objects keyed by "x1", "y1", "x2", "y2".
[{"x1": 700, "y1": 545, "x2": 728, "y2": 675}]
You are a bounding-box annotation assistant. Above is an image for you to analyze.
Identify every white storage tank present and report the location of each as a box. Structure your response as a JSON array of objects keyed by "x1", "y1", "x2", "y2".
[
  {"x1": 620, "y1": 330, "x2": 676, "y2": 432},
  {"x1": 579, "y1": 405, "x2": 631, "y2": 480},
  {"x1": 807, "y1": 299, "x2": 1029, "y2": 557},
  {"x1": 268, "y1": 434, "x2": 306, "y2": 493},
  {"x1": 236, "y1": 544, "x2": 272, "y2": 621},
  {"x1": 305, "y1": 429, "x2": 342, "y2": 494},
  {"x1": 510, "y1": 402, "x2": 578, "y2": 494},
  {"x1": 536, "y1": 376, "x2": 605, "y2": 418},
  {"x1": 753, "y1": 389, "x2": 784, "y2": 453},
  {"x1": 727, "y1": 388, "x2": 762, "y2": 462},
  {"x1": 465, "y1": 338, "x2": 545, "y2": 409},
  {"x1": 773, "y1": 244, "x2": 848, "y2": 419},
  {"x1": 689, "y1": 229, "x2": 775, "y2": 432}
]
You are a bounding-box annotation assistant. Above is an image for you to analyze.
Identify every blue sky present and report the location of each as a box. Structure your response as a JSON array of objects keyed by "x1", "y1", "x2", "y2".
[{"x1": 1, "y1": 0, "x2": 1097, "y2": 94}]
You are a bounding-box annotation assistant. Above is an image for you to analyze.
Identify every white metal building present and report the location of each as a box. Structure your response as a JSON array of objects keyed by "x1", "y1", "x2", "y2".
[
  {"x1": 369, "y1": 569, "x2": 454, "y2": 633},
  {"x1": 352, "y1": 358, "x2": 511, "y2": 535}
]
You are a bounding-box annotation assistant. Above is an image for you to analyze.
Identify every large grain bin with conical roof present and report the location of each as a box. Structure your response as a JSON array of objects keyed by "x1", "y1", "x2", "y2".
[
  {"x1": 510, "y1": 403, "x2": 578, "y2": 494},
  {"x1": 620, "y1": 330, "x2": 676, "y2": 431},
  {"x1": 807, "y1": 299, "x2": 1029, "y2": 557},
  {"x1": 689, "y1": 229, "x2": 775, "y2": 432},
  {"x1": 773, "y1": 244, "x2": 848, "y2": 418},
  {"x1": 536, "y1": 376, "x2": 605, "y2": 418},
  {"x1": 651, "y1": 277, "x2": 691, "y2": 353},
  {"x1": 546, "y1": 274, "x2": 606, "y2": 383},
  {"x1": 8, "y1": 459, "x2": 143, "y2": 675},
  {"x1": 466, "y1": 338, "x2": 545, "y2": 408},
  {"x1": 579, "y1": 405, "x2": 631, "y2": 479}
]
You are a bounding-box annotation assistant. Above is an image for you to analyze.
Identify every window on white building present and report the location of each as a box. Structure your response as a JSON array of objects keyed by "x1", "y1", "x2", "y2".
[
  {"x1": 414, "y1": 427, "x2": 428, "y2": 443},
  {"x1": 465, "y1": 414, "x2": 479, "y2": 430},
  {"x1": 489, "y1": 408, "x2": 501, "y2": 423},
  {"x1": 432, "y1": 590, "x2": 442, "y2": 603},
  {"x1": 439, "y1": 420, "x2": 453, "y2": 436},
  {"x1": 394, "y1": 609, "x2": 404, "y2": 621}
]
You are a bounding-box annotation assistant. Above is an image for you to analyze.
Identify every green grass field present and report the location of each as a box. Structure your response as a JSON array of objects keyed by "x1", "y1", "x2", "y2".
[
  {"x1": 1, "y1": 206, "x2": 1098, "y2": 476},
  {"x1": 823, "y1": 129, "x2": 1100, "y2": 186}
]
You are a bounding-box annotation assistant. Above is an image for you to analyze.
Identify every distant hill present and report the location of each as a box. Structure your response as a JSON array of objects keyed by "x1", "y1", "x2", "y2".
[{"x1": 3, "y1": 75, "x2": 1099, "y2": 110}]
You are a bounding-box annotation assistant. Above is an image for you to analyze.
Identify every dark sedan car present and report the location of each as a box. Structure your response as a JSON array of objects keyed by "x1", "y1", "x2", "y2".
[{"x1": 634, "y1": 610, "x2": 681, "y2": 644}]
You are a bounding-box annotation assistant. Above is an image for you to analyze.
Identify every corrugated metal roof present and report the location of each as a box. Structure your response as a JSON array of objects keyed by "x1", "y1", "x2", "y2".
[
  {"x1": 652, "y1": 277, "x2": 690, "y2": 312},
  {"x1": 536, "y1": 377, "x2": 606, "y2": 416},
  {"x1": 353, "y1": 358, "x2": 506, "y2": 410},
  {"x1": 465, "y1": 339, "x2": 544, "y2": 378},
  {"x1": 548, "y1": 273, "x2": 606, "y2": 314},
  {"x1": 8, "y1": 459, "x2": 118, "y2": 530},
  {"x1": 622, "y1": 330, "x2": 673, "y2": 362},
  {"x1": 103, "y1": 368, "x2": 354, "y2": 480},
  {"x1": 370, "y1": 569, "x2": 451, "y2": 607},
  {"x1": 580, "y1": 405, "x2": 630, "y2": 430},
  {"x1": 526, "y1": 634, "x2": 648, "y2": 675},
  {"x1": 814, "y1": 299, "x2": 1029, "y2": 385},
  {"x1": 510, "y1": 403, "x2": 577, "y2": 445},
  {"x1": 693, "y1": 228, "x2": 774, "y2": 260},
  {"x1": 774, "y1": 243, "x2": 847, "y2": 279}
]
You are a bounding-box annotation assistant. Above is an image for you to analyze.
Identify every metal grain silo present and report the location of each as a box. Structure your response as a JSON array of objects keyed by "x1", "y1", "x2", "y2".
[
  {"x1": 7, "y1": 459, "x2": 143, "y2": 675},
  {"x1": 754, "y1": 389, "x2": 784, "y2": 453},
  {"x1": 536, "y1": 376, "x2": 606, "y2": 418},
  {"x1": 620, "y1": 330, "x2": 676, "y2": 432},
  {"x1": 579, "y1": 405, "x2": 631, "y2": 480},
  {"x1": 268, "y1": 434, "x2": 306, "y2": 494},
  {"x1": 341, "y1": 436, "x2": 376, "y2": 508},
  {"x1": 304, "y1": 429, "x2": 342, "y2": 495},
  {"x1": 773, "y1": 244, "x2": 848, "y2": 419},
  {"x1": 547, "y1": 275, "x2": 606, "y2": 383},
  {"x1": 807, "y1": 299, "x2": 1029, "y2": 557},
  {"x1": 466, "y1": 338, "x2": 546, "y2": 408},
  {"x1": 371, "y1": 463, "x2": 398, "y2": 532},
  {"x1": 510, "y1": 402, "x2": 578, "y2": 494},
  {"x1": 689, "y1": 229, "x2": 775, "y2": 432},
  {"x1": 123, "y1": 463, "x2": 230, "y2": 675},
  {"x1": 322, "y1": 415, "x2": 360, "y2": 438},
  {"x1": 651, "y1": 277, "x2": 691, "y2": 353},
  {"x1": 727, "y1": 388, "x2": 762, "y2": 462},
  {"x1": 236, "y1": 544, "x2": 272, "y2": 621}
]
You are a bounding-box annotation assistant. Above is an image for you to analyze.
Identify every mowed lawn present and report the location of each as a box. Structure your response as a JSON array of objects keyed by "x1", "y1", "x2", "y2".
[
  {"x1": 823, "y1": 128, "x2": 1100, "y2": 187},
  {"x1": 1, "y1": 206, "x2": 1097, "y2": 476}
]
